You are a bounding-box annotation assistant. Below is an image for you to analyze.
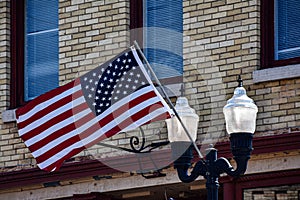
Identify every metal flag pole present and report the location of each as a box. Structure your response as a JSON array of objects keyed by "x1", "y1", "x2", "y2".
[{"x1": 133, "y1": 40, "x2": 203, "y2": 158}]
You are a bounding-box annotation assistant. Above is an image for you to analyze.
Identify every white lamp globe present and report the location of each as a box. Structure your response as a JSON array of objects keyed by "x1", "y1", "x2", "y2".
[
  {"x1": 223, "y1": 81, "x2": 258, "y2": 135},
  {"x1": 166, "y1": 97, "x2": 199, "y2": 142}
]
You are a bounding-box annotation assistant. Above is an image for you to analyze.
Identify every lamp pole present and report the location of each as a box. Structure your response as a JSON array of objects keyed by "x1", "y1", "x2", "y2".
[{"x1": 168, "y1": 77, "x2": 258, "y2": 200}]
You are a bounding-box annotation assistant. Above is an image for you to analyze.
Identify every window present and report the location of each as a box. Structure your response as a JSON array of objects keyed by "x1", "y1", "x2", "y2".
[
  {"x1": 261, "y1": 0, "x2": 300, "y2": 68},
  {"x1": 130, "y1": 0, "x2": 183, "y2": 83},
  {"x1": 24, "y1": 0, "x2": 59, "y2": 101},
  {"x1": 11, "y1": 0, "x2": 59, "y2": 107}
]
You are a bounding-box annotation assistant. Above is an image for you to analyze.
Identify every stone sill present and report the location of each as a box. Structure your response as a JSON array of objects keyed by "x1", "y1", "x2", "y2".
[
  {"x1": 2, "y1": 109, "x2": 16, "y2": 123},
  {"x1": 253, "y1": 64, "x2": 300, "y2": 83}
]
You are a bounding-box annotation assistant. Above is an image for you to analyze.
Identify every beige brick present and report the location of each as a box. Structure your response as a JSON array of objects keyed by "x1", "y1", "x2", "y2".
[
  {"x1": 204, "y1": 7, "x2": 218, "y2": 14},
  {"x1": 0, "y1": 0, "x2": 297, "y2": 173}
]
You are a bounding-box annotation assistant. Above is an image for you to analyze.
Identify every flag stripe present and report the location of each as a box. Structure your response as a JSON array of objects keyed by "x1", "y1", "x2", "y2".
[
  {"x1": 17, "y1": 89, "x2": 83, "y2": 130},
  {"x1": 25, "y1": 107, "x2": 92, "y2": 147},
  {"x1": 28, "y1": 110, "x2": 95, "y2": 152},
  {"x1": 37, "y1": 106, "x2": 169, "y2": 170},
  {"x1": 33, "y1": 89, "x2": 161, "y2": 162},
  {"x1": 16, "y1": 80, "x2": 80, "y2": 121},
  {"x1": 17, "y1": 84, "x2": 82, "y2": 135},
  {"x1": 29, "y1": 86, "x2": 158, "y2": 155},
  {"x1": 36, "y1": 98, "x2": 167, "y2": 168},
  {"x1": 16, "y1": 48, "x2": 173, "y2": 172},
  {"x1": 20, "y1": 96, "x2": 87, "y2": 140},
  {"x1": 42, "y1": 146, "x2": 86, "y2": 172},
  {"x1": 30, "y1": 87, "x2": 159, "y2": 153}
]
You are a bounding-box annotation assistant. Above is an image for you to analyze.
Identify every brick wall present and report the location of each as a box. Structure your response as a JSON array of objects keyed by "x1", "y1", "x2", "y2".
[
  {"x1": 0, "y1": 0, "x2": 33, "y2": 169},
  {"x1": 59, "y1": 0, "x2": 130, "y2": 84},
  {"x1": 0, "y1": 0, "x2": 299, "y2": 170},
  {"x1": 183, "y1": 0, "x2": 299, "y2": 144},
  {"x1": 244, "y1": 184, "x2": 300, "y2": 200}
]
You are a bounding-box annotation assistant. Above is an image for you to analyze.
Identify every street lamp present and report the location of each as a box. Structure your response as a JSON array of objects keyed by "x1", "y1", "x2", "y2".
[{"x1": 167, "y1": 77, "x2": 258, "y2": 200}]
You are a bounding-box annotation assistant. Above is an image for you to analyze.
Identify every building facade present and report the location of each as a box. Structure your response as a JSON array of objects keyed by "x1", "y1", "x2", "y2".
[{"x1": 0, "y1": 0, "x2": 300, "y2": 199}]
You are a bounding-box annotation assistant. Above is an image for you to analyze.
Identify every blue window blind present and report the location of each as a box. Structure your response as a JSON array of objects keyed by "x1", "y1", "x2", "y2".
[
  {"x1": 25, "y1": 0, "x2": 59, "y2": 101},
  {"x1": 144, "y1": 0, "x2": 183, "y2": 79},
  {"x1": 275, "y1": 0, "x2": 300, "y2": 60}
]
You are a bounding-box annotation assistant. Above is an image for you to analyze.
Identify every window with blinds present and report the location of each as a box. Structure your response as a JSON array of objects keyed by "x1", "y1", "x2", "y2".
[
  {"x1": 275, "y1": 0, "x2": 300, "y2": 60},
  {"x1": 143, "y1": 0, "x2": 183, "y2": 80},
  {"x1": 25, "y1": 0, "x2": 59, "y2": 101}
]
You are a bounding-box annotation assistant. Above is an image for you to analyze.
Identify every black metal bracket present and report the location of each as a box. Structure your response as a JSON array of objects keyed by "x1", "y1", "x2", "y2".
[
  {"x1": 97, "y1": 127, "x2": 170, "y2": 179},
  {"x1": 172, "y1": 133, "x2": 253, "y2": 199},
  {"x1": 99, "y1": 127, "x2": 169, "y2": 154}
]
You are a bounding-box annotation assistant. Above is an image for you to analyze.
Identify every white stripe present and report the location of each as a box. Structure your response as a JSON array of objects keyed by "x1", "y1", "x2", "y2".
[
  {"x1": 30, "y1": 87, "x2": 155, "y2": 159},
  {"x1": 83, "y1": 107, "x2": 167, "y2": 146},
  {"x1": 17, "y1": 84, "x2": 81, "y2": 123},
  {"x1": 31, "y1": 111, "x2": 93, "y2": 158},
  {"x1": 35, "y1": 95, "x2": 160, "y2": 160},
  {"x1": 25, "y1": 108, "x2": 91, "y2": 147},
  {"x1": 38, "y1": 105, "x2": 167, "y2": 170},
  {"x1": 37, "y1": 92, "x2": 162, "y2": 169},
  {"x1": 122, "y1": 107, "x2": 168, "y2": 132},
  {"x1": 131, "y1": 47, "x2": 153, "y2": 84},
  {"x1": 95, "y1": 85, "x2": 153, "y2": 121},
  {"x1": 131, "y1": 48, "x2": 173, "y2": 115},
  {"x1": 94, "y1": 96, "x2": 161, "y2": 134},
  {"x1": 32, "y1": 110, "x2": 100, "y2": 158},
  {"x1": 102, "y1": 96, "x2": 161, "y2": 127},
  {"x1": 19, "y1": 96, "x2": 85, "y2": 136}
]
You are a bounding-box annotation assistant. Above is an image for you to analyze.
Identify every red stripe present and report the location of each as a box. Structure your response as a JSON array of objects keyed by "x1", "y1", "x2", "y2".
[
  {"x1": 42, "y1": 112, "x2": 170, "y2": 172},
  {"x1": 18, "y1": 89, "x2": 83, "y2": 130},
  {"x1": 105, "y1": 102, "x2": 165, "y2": 138},
  {"x1": 21, "y1": 101, "x2": 88, "y2": 141},
  {"x1": 148, "y1": 111, "x2": 171, "y2": 123},
  {"x1": 16, "y1": 79, "x2": 80, "y2": 118},
  {"x1": 96, "y1": 91, "x2": 158, "y2": 128},
  {"x1": 81, "y1": 103, "x2": 170, "y2": 147},
  {"x1": 29, "y1": 112, "x2": 95, "y2": 152},
  {"x1": 35, "y1": 90, "x2": 167, "y2": 170},
  {"x1": 36, "y1": 134, "x2": 82, "y2": 164},
  {"x1": 37, "y1": 115, "x2": 115, "y2": 165},
  {"x1": 35, "y1": 91, "x2": 158, "y2": 166},
  {"x1": 43, "y1": 146, "x2": 86, "y2": 172}
]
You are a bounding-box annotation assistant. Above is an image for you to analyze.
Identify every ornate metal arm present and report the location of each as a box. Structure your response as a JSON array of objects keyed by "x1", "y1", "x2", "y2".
[{"x1": 172, "y1": 133, "x2": 253, "y2": 183}]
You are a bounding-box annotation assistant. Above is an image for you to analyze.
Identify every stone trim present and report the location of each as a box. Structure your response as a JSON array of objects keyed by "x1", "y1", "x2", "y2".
[
  {"x1": 1, "y1": 132, "x2": 299, "y2": 191},
  {"x1": 253, "y1": 64, "x2": 300, "y2": 83}
]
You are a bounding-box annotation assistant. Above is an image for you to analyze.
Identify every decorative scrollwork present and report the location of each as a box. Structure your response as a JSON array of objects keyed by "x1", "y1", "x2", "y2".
[
  {"x1": 98, "y1": 127, "x2": 169, "y2": 154},
  {"x1": 129, "y1": 135, "x2": 145, "y2": 153}
]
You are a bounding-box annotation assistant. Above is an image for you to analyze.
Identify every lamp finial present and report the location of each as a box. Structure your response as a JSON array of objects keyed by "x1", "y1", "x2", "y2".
[
  {"x1": 180, "y1": 83, "x2": 185, "y2": 97},
  {"x1": 237, "y1": 75, "x2": 243, "y2": 87}
]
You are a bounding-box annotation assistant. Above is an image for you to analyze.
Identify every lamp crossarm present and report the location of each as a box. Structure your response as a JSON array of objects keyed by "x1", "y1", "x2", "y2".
[
  {"x1": 176, "y1": 160, "x2": 207, "y2": 183},
  {"x1": 214, "y1": 156, "x2": 249, "y2": 177},
  {"x1": 173, "y1": 142, "x2": 252, "y2": 184},
  {"x1": 175, "y1": 156, "x2": 250, "y2": 184}
]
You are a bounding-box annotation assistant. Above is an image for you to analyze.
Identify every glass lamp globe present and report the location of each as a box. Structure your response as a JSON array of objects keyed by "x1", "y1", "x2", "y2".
[
  {"x1": 166, "y1": 97, "x2": 199, "y2": 142},
  {"x1": 223, "y1": 82, "x2": 258, "y2": 135}
]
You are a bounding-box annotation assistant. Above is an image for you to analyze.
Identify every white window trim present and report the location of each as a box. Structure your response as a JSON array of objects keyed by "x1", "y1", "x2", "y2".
[
  {"x1": 253, "y1": 64, "x2": 300, "y2": 83},
  {"x1": 2, "y1": 109, "x2": 16, "y2": 123}
]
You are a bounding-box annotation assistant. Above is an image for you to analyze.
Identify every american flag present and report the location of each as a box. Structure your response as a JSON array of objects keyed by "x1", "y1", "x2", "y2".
[{"x1": 16, "y1": 47, "x2": 173, "y2": 172}]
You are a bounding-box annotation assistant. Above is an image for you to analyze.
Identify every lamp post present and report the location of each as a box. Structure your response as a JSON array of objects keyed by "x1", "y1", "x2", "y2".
[{"x1": 166, "y1": 77, "x2": 258, "y2": 200}]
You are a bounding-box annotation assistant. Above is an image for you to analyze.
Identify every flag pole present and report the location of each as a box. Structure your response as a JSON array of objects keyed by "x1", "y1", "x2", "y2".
[{"x1": 133, "y1": 41, "x2": 203, "y2": 159}]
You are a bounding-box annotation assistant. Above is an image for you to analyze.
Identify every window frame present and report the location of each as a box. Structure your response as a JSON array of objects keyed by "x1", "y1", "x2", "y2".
[
  {"x1": 11, "y1": 0, "x2": 26, "y2": 108},
  {"x1": 10, "y1": 0, "x2": 59, "y2": 108},
  {"x1": 261, "y1": 0, "x2": 300, "y2": 69},
  {"x1": 129, "y1": 0, "x2": 183, "y2": 86}
]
